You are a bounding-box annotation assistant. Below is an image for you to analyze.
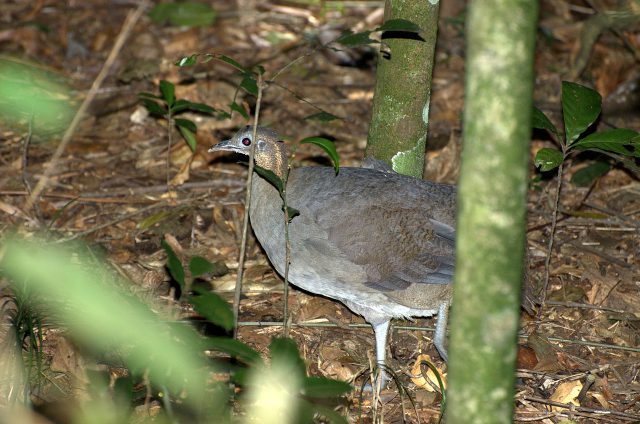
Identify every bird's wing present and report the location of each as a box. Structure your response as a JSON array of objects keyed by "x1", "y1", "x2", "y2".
[{"x1": 317, "y1": 204, "x2": 455, "y2": 291}]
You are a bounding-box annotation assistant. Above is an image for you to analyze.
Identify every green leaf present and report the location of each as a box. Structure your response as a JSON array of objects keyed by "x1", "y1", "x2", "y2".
[
  {"x1": 300, "y1": 136, "x2": 340, "y2": 174},
  {"x1": 240, "y1": 73, "x2": 258, "y2": 96},
  {"x1": 185, "y1": 101, "x2": 216, "y2": 114},
  {"x1": 571, "y1": 128, "x2": 640, "y2": 157},
  {"x1": 218, "y1": 110, "x2": 232, "y2": 120},
  {"x1": 159, "y1": 80, "x2": 175, "y2": 107},
  {"x1": 141, "y1": 98, "x2": 166, "y2": 117},
  {"x1": 376, "y1": 18, "x2": 422, "y2": 33},
  {"x1": 189, "y1": 287, "x2": 234, "y2": 331},
  {"x1": 531, "y1": 106, "x2": 559, "y2": 138},
  {"x1": 171, "y1": 99, "x2": 191, "y2": 113},
  {"x1": 302, "y1": 377, "x2": 352, "y2": 397},
  {"x1": 269, "y1": 338, "x2": 306, "y2": 377},
  {"x1": 202, "y1": 336, "x2": 263, "y2": 366},
  {"x1": 149, "y1": 2, "x2": 217, "y2": 27},
  {"x1": 254, "y1": 165, "x2": 285, "y2": 195},
  {"x1": 229, "y1": 101, "x2": 249, "y2": 119},
  {"x1": 335, "y1": 30, "x2": 377, "y2": 46},
  {"x1": 189, "y1": 256, "x2": 214, "y2": 278},
  {"x1": 218, "y1": 54, "x2": 247, "y2": 72},
  {"x1": 113, "y1": 375, "x2": 134, "y2": 407},
  {"x1": 570, "y1": 161, "x2": 611, "y2": 186},
  {"x1": 304, "y1": 111, "x2": 340, "y2": 122},
  {"x1": 534, "y1": 147, "x2": 564, "y2": 172},
  {"x1": 562, "y1": 81, "x2": 602, "y2": 145},
  {"x1": 177, "y1": 124, "x2": 197, "y2": 152},
  {"x1": 176, "y1": 54, "x2": 198, "y2": 67},
  {"x1": 161, "y1": 240, "x2": 185, "y2": 290},
  {"x1": 138, "y1": 91, "x2": 162, "y2": 100},
  {"x1": 174, "y1": 117, "x2": 197, "y2": 133},
  {"x1": 286, "y1": 206, "x2": 300, "y2": 222}
]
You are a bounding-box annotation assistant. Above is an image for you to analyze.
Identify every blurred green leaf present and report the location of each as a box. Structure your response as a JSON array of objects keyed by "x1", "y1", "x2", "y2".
[
  {"x1": 162, "y1": 240, "x2": 185, "y2": 290},
  {"x1": 571, "y1": 128, "x2": 639, "y2": 156},
  {"x1": 302, "y1": 377, "x2": 352, "y2": 397},
  {"x1": 240, "y1": 73, "x2": 258, "y2": 96},
  {"x1": 376, "y1": 18, "x2": 422, "y2": 33},
  {"x1": 534, "y1": 147, "x2": 563, "y2": 172},
  {"x1": 311, "y1": 404, "x2": 349, "y2": 424},
  {"x1": 141, "y1": 98, "x2": 166, "y2": 117},
  {"x1": 189, "y1": 256, "x2": 214, "y2": 278},
  {"x1": 304, "y1": 111, "x2": 340, "y2": 122},
  {"x1": 159, "y1": 80, "x2": 175, "y2": 107},
  {"x1": 269, "y1": 338, "x2": 306, "y2": 377},
  {"x1": 218, "y1": 54, "x2": 247, "y2": 72},
  {"x1": 300, "y1": 136, "x2": 340, "y2": 174},
  {"x1": 178, "y1": 125, "x2": 197, "y2": 151},
  {"x1": 138, "y1": 91, "x2": 162, "y2": 100},
  {"x1": 532, "y1": 106, "x2": 559, "y2": 138},
  {"x1": 218, "y1": 110, "x2": 232, "y2": 120},
  {"x1": 172, "y1": 99, "x2": 216, "y2": 115},
  {"x1": 176, "y1": 54, "x2": 198, "y2": 67},
  {"x1": 175, "y1": 117, "x2": 197, "y2": 133},
  {"x1": 149, "y1": 2, "x2": 217, "y2": 27},
  {"x1": 202, "y1": 336, "x2": 263, "y2": 366},
  {"x1": 0, "y1": 239, "x2": 211, "y2": 407},
  {"x1": 0, "y1": 58, "x2": 77, "y2": 136},
  {"x1": 335, "y1": 30, "x2": 377, "y2": 46},
  {"x1": 229, "y1": 101, "x2": 249, "y2": 119},
  {"x1": 562, "y1": 81, "x2": 601, "y2": 145},
  {"x1": 171, "y1": 99, "x2": 191, "y2": 113},
  {"x1": 189, "y1": 287, "x2": 234, "y2": 331},
  {"x1": 113, "y1": 375, "x2": 135, "y2": 410},
  {"x1": 187, "y1": 101, "x2": 216, "y2": 114},
  {"x1": 570, "y1": 161, "x2": 611, "y2": 186}
]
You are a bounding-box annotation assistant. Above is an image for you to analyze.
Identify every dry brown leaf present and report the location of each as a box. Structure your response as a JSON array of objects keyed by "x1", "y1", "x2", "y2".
[
  {"x1": 409, "y1": 354, "x2": 447, "y2": 392},
  {"x1": 318, "y1": 345, "x2": 358, "y2": 382},
  {"x1": 582, "y1": 259, "x2": 620, "y2": 305},
  {"x1": 169, "y1": 153, "x2": 194, "y2": 186},
  {"x1": 549, "y1": 380, "x2": 582, "y2": 411},
  {"x1": 591, "y1": 392, "x2": 610, "y2": 409}
]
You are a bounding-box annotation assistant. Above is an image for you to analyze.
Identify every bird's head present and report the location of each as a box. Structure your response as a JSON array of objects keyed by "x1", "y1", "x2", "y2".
[{"x1": 209, "y1": 125, "x2": 289, "y2": 179}]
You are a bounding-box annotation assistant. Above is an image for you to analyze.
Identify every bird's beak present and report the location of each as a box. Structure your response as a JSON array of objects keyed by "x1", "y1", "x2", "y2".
[{"x1": 208, "y1": 139, "x2": 237, "y2": 153}]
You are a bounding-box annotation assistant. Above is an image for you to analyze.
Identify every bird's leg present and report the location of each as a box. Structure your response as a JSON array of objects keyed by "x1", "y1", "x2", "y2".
[
  {"x1": 372, "y1": 320, "x2": 390, "y2": 388},
  {"x1": 434, "y1": 302, "x2": 449, "y2": 362}
]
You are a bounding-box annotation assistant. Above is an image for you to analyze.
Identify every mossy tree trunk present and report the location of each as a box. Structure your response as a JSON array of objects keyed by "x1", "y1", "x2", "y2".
[
  {"x1": 366, "y1": 0, "x2": 439, "y2": 178},
  {"x1": 447, "y1": 0, "x2": 538, "y2": 423}
]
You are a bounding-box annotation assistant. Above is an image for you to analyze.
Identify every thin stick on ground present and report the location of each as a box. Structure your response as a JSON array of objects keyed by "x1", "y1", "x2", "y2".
[{"x1": 24, "y1": 0, "x2": 150, "y2": 213}]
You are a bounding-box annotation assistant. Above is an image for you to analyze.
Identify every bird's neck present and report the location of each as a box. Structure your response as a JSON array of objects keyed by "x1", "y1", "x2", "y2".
[{"x1": 254, "y1": 150, "x2": 289, "y2": 181}]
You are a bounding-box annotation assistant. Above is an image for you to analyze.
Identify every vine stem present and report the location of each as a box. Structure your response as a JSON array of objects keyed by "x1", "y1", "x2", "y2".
[
  {"x1": 233, "y1": 74, "x2": 264, "y2": 338},
  {"x1": 540, "y1": 156, "x2": 565, "y2": 306},
  {"x1": 282, "y1": 187, "x2": 291, "y2": 337}
]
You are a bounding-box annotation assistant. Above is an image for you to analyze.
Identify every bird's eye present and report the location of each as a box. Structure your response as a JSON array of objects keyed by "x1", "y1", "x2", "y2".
[
  {"x1": 277, "y1": 140, "x2": 284, "y2": 143},
  {"x1": 242, "y1": 137, "x2": 251, "y2": 146}
]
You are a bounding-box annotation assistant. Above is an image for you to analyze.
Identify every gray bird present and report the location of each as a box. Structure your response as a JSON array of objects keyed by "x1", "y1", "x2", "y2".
[{"x1": 210, "y1": 125, "x2": 456, "y2": 387}]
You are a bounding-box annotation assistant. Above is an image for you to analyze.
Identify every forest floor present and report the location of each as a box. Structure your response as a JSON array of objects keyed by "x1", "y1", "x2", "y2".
[{"x1": 0, "y1": 1, "x2": 639, "y2": 423}]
